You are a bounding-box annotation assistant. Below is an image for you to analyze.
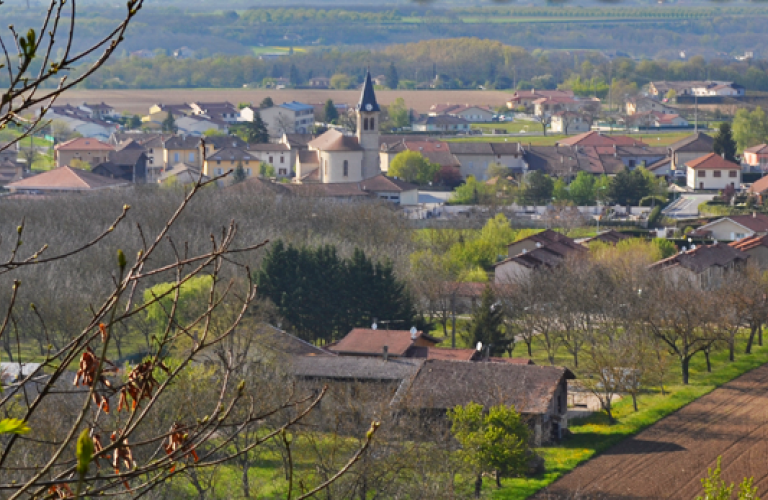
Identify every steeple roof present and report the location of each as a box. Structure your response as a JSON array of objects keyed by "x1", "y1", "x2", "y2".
[{"x1": 357, "y1": 70, "x2": 380, "y2": 113}]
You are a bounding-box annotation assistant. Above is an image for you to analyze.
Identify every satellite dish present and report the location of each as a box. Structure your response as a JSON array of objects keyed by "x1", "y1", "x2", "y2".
[
  {"x1": 476, "y1": 342, "x2": 483, "y2": 351},
  {"x1": 372, "y1": 323, "x2": 378, "y2": 330},
  {"x1": 535, "y1": 242, "x2": 542, "y2": 248}
]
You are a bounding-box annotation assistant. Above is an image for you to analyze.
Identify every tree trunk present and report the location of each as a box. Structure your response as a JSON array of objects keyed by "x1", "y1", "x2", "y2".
[
  {"x1": 746, "y1": 323, "x2": 758, "y2": 354},
  {"x1": 496, "y1": 471, "x2": 502, "y2": 488},
  {"x1": 242, "y1": 462, "x2": 251, "y2": 498},
  {"x1": 451, "y1": 308, "x2": 457, "y2": 349},
  {"x1": 526, "y1": 340, "x2": 533, "y2": 357},
  {"x1": 573, "y1": 350, "x2": 578, "y2": 368},
  {"x1": 475, "y1": 474, "x2": 483, "y2": 498},
  {"x1": 729, "y1": 337, "x2": 735, "y2": 362},
  {"x1": 760, "y1": 324, "x2": 764, "y2": 347},
  {"x1": 704, "y1": 350, "x2": 712, "y2": 373},
  {"x1": 631, "y1": 393, "x2": 638, "y2": 412},
  {"x1": 681, "y1": 356, "x2": 690, "y2": 385}
]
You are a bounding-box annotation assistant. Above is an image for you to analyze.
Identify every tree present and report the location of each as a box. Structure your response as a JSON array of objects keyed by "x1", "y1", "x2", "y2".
[
  {"x1": 569, "y1": 171, "x2": 596, "y2": 205},
  {"x1": 607, "y1": 169, "x2": 650, "y2": 206},
  {"x1": 389, "y1": 150, "x2": 440, "y2": 185},
  {"x1": 697, "y1": 457, "x2": 760, "y2": 500},
  {"x1": 260, "y1": 97, "x2": 274, "y2": 108},
  {"x1": 448, "y1": 403, "x2": 531, "y2": 498},
  {"x1": 289, "y1": 63, "x2": 301, "y2": 85},
  {"x1": 467, "y1": 286, "x2": 509, "y2": 357},
  {"x1": 235, "y1": 111, "x2": 269, "y2": 144},
  {"x1": 330, "y1": 73, "x2": 353, "y2": 89},
  {"x1": 521, "y1": 171, "x2": 554, "y2": 205},
  {"x1": 552, "y1": 178, "x2": 570, "y2": 202},
  {"x1": 324, "y1": 98, "x2": 339, "y2": 123},
  {"x1": 732, "y1": 107, "x2": 768, "y2": 152},
  {"x1": 232, "y1": 160, "x2": 247, "y2": 184},
  {"x1": 128, "y1": 114, "x2": 142, "y2": 129},
  {"x1": 387, "y1": 97, "x2": 410, "y2": 129},
  {"x1": 713, "y1": 122, "x2": 738, "y2": 162},
  {"x1": 162, "y1": 111, "x2": 178, "y2": 133},
  {"x1": 451, "y1": 176, "x2": 493, "y2": 205},
  {"x1": 259, "y1": 161, "x2": 275, "y2": 177},
  {"x1": 386, "y1": 62, "x2": 399, "y2": 89}
]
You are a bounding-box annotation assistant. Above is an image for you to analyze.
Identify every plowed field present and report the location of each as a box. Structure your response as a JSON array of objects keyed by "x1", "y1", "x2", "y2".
[{"x1": 537, "y1": 364, "x2": 768, "y2": 500}]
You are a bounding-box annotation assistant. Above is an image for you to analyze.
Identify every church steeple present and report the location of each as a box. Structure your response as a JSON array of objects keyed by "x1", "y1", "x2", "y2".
[{"x1": 357, "y1": 69, "x2": 380, "y2": 113}]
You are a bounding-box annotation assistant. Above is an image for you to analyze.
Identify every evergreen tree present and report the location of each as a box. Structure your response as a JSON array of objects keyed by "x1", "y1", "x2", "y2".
[
  {"x1": 468, "y1": 286, "x2": 509, "y2": 357},
  {"x1": 128, "y1": 115, "x2": 142, "y2": 130},
  {"x1": 260, "y1": 97, "x2": 274, "y2": 109},
  {"x1": 522, "y1": 171, "x2": 554, "y2": 205},
  {"x1": 161, "y1": 111, "x2": 177, "y2": 133},
  {"x1": 324, "y1": 99, "x2": 339, "y2": 123},
  {"x1": 232, "y1": 160, "x2": 247, "y2": 184},
  {"x1": 713, "y1": 122, "x2": 738, "y2": 162},
  {"x1": 386, "y1": 62, "x2": 399, "y2": 89},
  {"x1": 236, "y1": 111, "x2": 269, "y2": 144},
  {"x1": 607, "y1": 169, "x2": 650, "y2": 206},
  {"x1": 289, "y1": 64, "x2": 301, "y2": 85}
]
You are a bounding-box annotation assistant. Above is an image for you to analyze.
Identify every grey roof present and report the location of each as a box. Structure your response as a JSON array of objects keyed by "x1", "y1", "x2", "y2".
[
  {"x1": 490, "y1": 142, "x2": 524, "y2": 155},
  {"x1": 206, "y1": 147, "x2": 257, "y2": 162},
  {"x1": 204, "y1": 135, "x2": 247, "y2": 150},
  {"x1": 448, "y1": 142, "x2": 494, "y2": 155},
  {"x1": 291, "y1": 356, "x2": 423, "y2": 381},
  {"x1": 165, "y1": 135, "x2": 200, "y2": 149},
  {"x1": 158, "y1": 163, "x2": 206, "y2": 182},
  {"x1": 669, "y1": 132, "x2": 714, "y2": 153},
  {"x1": 357, "y1": 70, "x2": 381, "y2": 113},
  {"x1": 398, "y1": 359, "x2": 574, "y2": 414},
  {"x1": 650, "y1": 243, "x2": 748, "y2": 273},
  {"x1": 247, "y1": 143, "x2": 289, "y2": 152}
]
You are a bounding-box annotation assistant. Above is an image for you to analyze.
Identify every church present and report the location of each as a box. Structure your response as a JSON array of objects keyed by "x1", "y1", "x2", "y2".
[{"x1": 295, "y1": 71, "x2": 382, "y2": 184}]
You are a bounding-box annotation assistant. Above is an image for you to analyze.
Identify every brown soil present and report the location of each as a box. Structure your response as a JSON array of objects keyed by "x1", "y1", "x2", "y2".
[
  {"x1": 537, "y1": 364, "x2": 768, "y2": 500},
  {"x1": 51, "y1": 89, "x2": 513, "y2": 115}
]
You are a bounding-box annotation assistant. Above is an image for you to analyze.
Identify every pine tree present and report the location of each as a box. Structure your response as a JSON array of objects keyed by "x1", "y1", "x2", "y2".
[
  {"x1": 713, "y1": 122, "x2": 738, "y2": 162},
  {"x1": 161, "y1": 111, "x2": 177, "y2": 133},
  {"x1": 232, "y1": 160, "x2": 247, "y2": 184},
  {"x1": 324, "y1": 99, "x2": 339, "y2": 123},
  {"x1": 386, "y1": 62, "x2": 399, "y2": 90},
  {"x1": 260, "y1": 97, "x2": 274, "y2": 109},
  {"x1": 289, "y1": 64, "x2": 301, "y2": 85},
  {"x1": 468, "y1": 286, "x2": 509, "y2": 357},
  {"x1": 249, "y1": 111, "x2": 269, "y2": 143}
]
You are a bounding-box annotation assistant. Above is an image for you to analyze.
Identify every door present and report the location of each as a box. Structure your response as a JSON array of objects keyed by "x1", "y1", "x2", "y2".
[{"x1": 699, "y1": 182, "x2": 704, "y2": 189}]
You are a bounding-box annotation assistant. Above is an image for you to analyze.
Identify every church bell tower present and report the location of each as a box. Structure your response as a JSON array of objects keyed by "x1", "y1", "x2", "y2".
[{"x1": 356, "y1": 69, "x2": 381, "y2": 179}]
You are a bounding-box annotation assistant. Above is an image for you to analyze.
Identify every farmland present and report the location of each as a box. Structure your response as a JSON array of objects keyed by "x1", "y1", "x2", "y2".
[
  {"x1": 48, "y1": 89, "x2": 512, "y2": 115},
  {"x1": 535, "y1": 361, "x2": 768, "y2": 499}
]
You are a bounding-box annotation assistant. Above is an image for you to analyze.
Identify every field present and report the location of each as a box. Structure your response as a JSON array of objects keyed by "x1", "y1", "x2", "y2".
[
  {"x1": 250, "y1": 46, "x2": 307, "y2": 56},
  {"x1": 47, "y1": 89, "x2": 513, "y2": 116},
  {"x1": 535, "y1": 361, "x2": 768, "y2": 499},
  {"x1": 449, "y1": 131, "x2": 692, "y2": 147}
]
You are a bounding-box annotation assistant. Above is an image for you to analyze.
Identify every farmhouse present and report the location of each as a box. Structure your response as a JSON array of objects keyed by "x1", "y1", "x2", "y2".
[
  {"x1": 743, "y1": 144, "x2": 768, "y2": 171},
  {"x1": 729, "y1": 235, "x2": 768, "y2": 269},
  {"x1": 495, "y1": 230, "x2": 586, "y2": 284},
  {"x1": 685, "y1": 153, "x2": 741, "y2": 191},
  {"x1": 54, "y1": 137, "x2": 115, "y2": 168},
  {"x1": 326, "y1": 328, "x2": 441, "y2": 358},
  {"x1": 412, "y1": 115, "x2": 471, "y2": 133},
  {"x1": 649, "y1": 243, "x2": 749, "y2": 288}
]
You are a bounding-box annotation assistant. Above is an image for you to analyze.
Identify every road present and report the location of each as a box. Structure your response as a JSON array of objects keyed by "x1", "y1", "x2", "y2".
[
  {"x1": 536, "y1": 363, "x2": 768, "y2": 499},
  {"x1": 662, "y1": 193, "x2": 715, "y2": 219}
]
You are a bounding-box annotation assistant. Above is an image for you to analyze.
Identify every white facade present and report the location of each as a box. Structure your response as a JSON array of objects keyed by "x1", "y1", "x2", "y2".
[
  {"x1": 318, "y1": 150, "x2": 365, "y2": 183},
  {"x1": 687, "y1": 167, "x2": 741, "y2": 190},
  {"x1": 175, "y1": 116, "x2": 227, "y2": 136},
  {"x1": 550, "y1": 114, "x2": 591, "y2": 134},
  {"x1": 494, "y1": 259, "x2": 533, "y2": 284}
]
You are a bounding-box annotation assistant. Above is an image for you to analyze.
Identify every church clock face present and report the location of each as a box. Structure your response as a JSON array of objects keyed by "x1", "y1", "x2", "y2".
[{"x1": 365, "y1": 104, "x2": 373, "y2": 111}]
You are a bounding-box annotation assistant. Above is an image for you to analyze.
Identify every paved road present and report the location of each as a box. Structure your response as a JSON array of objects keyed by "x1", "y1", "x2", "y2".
[
  {"x1": 536, "y1": 363, "x2": 768, "y2": 499},
  {"x1": 663, "y1": 193, "x2": 715, "y2": 219}
]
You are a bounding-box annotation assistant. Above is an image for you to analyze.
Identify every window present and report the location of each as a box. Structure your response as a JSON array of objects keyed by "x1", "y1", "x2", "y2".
[
  {"x1": 174, "y1": 153, "x2": 179, "y2": 163},
  {"x1": 729, "y1": 170, "x2": 738, "y2": 178},
  {"x1": 363, "y1": 118, "x2": 369, "y2": 131},
  {"x1": 188, "y1": 152, "x2": 194, "y2": 162},
  {"x1": 628, "y1": 160, "x2": 636, "y2": 168},
  {"x1": 269, "y1": 156, "x2": 273, "y2": 163},
  {"x1": 215, "y1": 168, "x2": 223, "y2": 176},
  {"x1": 343, "y1": 160, "x2": 349, "y2": 177},
  {"x1": 714, "y1": 170, "x2": 721, "y2": 178},
  {"x1": 279, "y1": 168, "x2": 287, "y2": 175},
  {"x1": 370, "y1": 117, "x2": 374, "y2": 129},
  {"x1": 246, "y1": 168, "x2": 251, "y2": 176},
  {"x1": 280, "y1": 156, "x2": 285, "y2": 163},
  {"x1": 699, "y1": 170, "x2": 706, "y2": 177}
]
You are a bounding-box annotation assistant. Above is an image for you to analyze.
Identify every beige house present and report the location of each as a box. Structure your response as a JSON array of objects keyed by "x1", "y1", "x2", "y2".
[
  {"x1": 54, "y1": 137, "x2": 115, "y2": 168},
  {"x1": 686, "y1": 153, "x2": 741, "y2": 191},
  {"x1": 550, "y1": 112, "x2": 591, "y2": 135},
  {"x1": 625, "y1": 97, "x2": 677, "y2": 116},
  {"x1": 649, "y1": 243, "x2": 748, "y2": 289},
  {"x1": 730, "y1": 235, "x2": 768, "y2": 269},
  {"x1": 691, "y1": 213, "x2": 768, "y2": 242},
  {"x1": 743, "y1": 144, "x2": 768, "y2": 170},
  {"x1": 669, "y1": 133, "x2": 714, "y2": 172}
]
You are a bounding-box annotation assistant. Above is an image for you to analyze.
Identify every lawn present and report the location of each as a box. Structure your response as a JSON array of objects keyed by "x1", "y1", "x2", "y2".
[
  {"x1": 450, "y1": 130, "x2": 692, "y2": 147},
  {"x1": 250, "y1": 46, "x2": 306, "y2": 56}
]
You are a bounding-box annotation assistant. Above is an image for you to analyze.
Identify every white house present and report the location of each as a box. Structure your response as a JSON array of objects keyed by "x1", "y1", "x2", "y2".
[
  {"x1": 260, "y1": 102, "x2": 315, "y2": 137},
  {"x1": 550, "y1": 112, "x2": 591, "y2": 134},
  {"x1": 691, "y1": 213, "x2": 768, "y2": 242},
  {"x1": 175, "y1": 115, "x2": 228, "y2": 136},
  {"x1": 686, "y1": 153, "x2": 741, "y2": 191},
  {"x1": 412, "y1": 115, "x2": 470, "y2": 133}
]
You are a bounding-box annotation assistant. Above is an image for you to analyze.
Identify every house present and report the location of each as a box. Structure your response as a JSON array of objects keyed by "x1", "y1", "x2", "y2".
[
  {"x1": 78, "y1": 102, "x2": 117, "y2": 121},
  {"x1": 164, "y1": 135, "x2": 202, "y2": 169},
  {"x1": 145, "y1": 103, "x2": 193, "y2": 123},
  {"x1": 54, "y1": 137, "x2": 115, "y2": 168},
  {"x1": 396, "y1": 360, "x2": 575, "y2": 444},
  {"x1": 175, "y1": 115, "x2": 229, "y2": 136},
  {"x1": 429, "y1": 104, "x2": 495, "y2": 122},
  {"x1": 686, "y1": 153, "x2": 741, "y2": 191},
  {"x1": 743, "y1": 144, "x2": 768, "y2": 171},
  {"x1": 308, "y1": 77, "x2": 330, "y2": 88},
  {"x1": 0, "y1": 159, "x2": 23, "y2": 186},
  {"x1": 495, "y1": 230, "x2": 587, "y2": 284},
  {"x1": 244, "y1": 143, "x2": 293, "y2": 177},
  {"x1": 0, "y1": 141, "x2": 18, "y2": 164},
  {"x1": 648, "y1": 81, "x2": 744, "y2": 98},
  {"x1": 628, "y1": 111, "x2": 688, "y2": 129},
  {"x1": 550, "y1": 112, "x2": 591, "y2": 135},
  {"x1": 203, "y1": 147, "x2": 260, "y2": 179},
  {"x1": 327, "y1": 328, "x2": 441, "y2": 358},
  {"x1": 647, "y1": 157, "x2": 673, "y2": 177},
  {"x1": 260, "y1": 101, "x2": 315, "y2": 137},
  {"x1": 412, "y1": 115, "x2": 471, "y2": 133},
  {"x1": 668, "y1": 133, "x2": 714, "y2": 172},
  {"x1": 625, "y1": 97, "x2": 678, "y2": 116},
  {"x1": 5, "y1": 166, "x2": 130, "y2": 194},
  {"x1": 506, "y1": 89, "x2": 575, "y2": 109},
  {"x1": 158, "y1": 163, "x2": 209, "y2": 186},
  {"x1": 188, "y1": 101, "x2": 240, "y2": 123},
  {"x1": 690, "y1": 213, "x2": 768, "y2": 241},
  {"x1": 581, "y1": 230, "x2": 632, "y2": 246},
  {"x1": 358, "y1": 174, "x2": 419, "y2": 205},
  {"x1": 172, "y1": 47, "x2": 196, "y2": 59},
  {"x1": 44, "y1": 104, "x2": 115, "y2": 140},
  {"x1": 379, "y1": 138, "x2": 462, "y2": 175},
  {"x1": 556, "y1": 131, "x2": 647, "y2": 148},
  {"x1": 533, "y1": 95, "x2": 596, "y2": 117},
  {"x1": 748, "y1": 174, "x2": 768, "y2": 198},
  {"x1": 649, "y1": 243, "x2": 748, "y2": 288},
  {"x1": 91, "y1": 140, "x2": 148, "y2": 183},
  {"x1": 729, "y1": 235, "x2": 768, "y2": 269}
]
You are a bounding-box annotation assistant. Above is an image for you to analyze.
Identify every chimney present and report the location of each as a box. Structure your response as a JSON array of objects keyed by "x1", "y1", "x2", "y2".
[
  {"x1": 754, "y1": 212, "x2": 757, "y2": 218},
  {"x1": 484, "y1": 345, "x2": 490, "y2": 361},
  {"x1": 383, "y1": 345, "x2": 389, "y2": 362},
  {"x1": 722, "y1": 152, "x2": 725, "y2": 159}
]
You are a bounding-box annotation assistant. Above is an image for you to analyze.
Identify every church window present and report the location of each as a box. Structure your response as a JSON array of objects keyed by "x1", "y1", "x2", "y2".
[
  {"x1": 343, "y1": 160, "x2": 349, "y2": 177},
  {"x1": 363, "y1": 118, "x2": 369, "y2": 131},
  {"x1": 370, "y1": 117, "x2": 375, "y2": 129}
]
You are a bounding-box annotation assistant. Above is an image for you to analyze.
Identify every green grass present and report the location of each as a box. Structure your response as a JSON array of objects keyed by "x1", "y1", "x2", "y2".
[
  {"x1": 472, "y1": 122, "x2": 537, "y2": 134},
  {"x1": 450, "y1": 130, "x2": 692, "y2": 147},
  {"x1": 250, "y1": 46, "x2": 306, "y2": 56}
]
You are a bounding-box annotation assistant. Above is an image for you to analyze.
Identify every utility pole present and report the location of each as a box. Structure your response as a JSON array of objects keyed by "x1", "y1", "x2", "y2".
[{"x1": 694, "y1": 93, "x2": 698, "y2": 134}]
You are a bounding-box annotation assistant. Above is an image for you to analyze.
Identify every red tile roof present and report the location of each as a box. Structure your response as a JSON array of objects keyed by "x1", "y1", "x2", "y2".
[
  {"x1": 726, "y1": 213, "x2": 768, "y2": 233},
  {"x1": 328, "y1": 328, "x2": 441, "y2": 357},
  {"x1": 557, "y1": 131, "x2": 647, "y2": 148},
  {"x1": 729, "y1": 234, "x2": 768, "y2": 252},
  {"x1": 6, "y1": 166, "x2": 129, "y2": 191},
  {"x1": 685, "y1": 153, "x2": 741, "y2": 170},
  {"x1": 54, "y1": 137, "x2": 114, "y2": 152},
  {"x1": 744, "y1": 144, "x2": 768, "y2": 154},
  {"x1": 748, "y1": 175, "x2": 768, "y2": 195}
]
